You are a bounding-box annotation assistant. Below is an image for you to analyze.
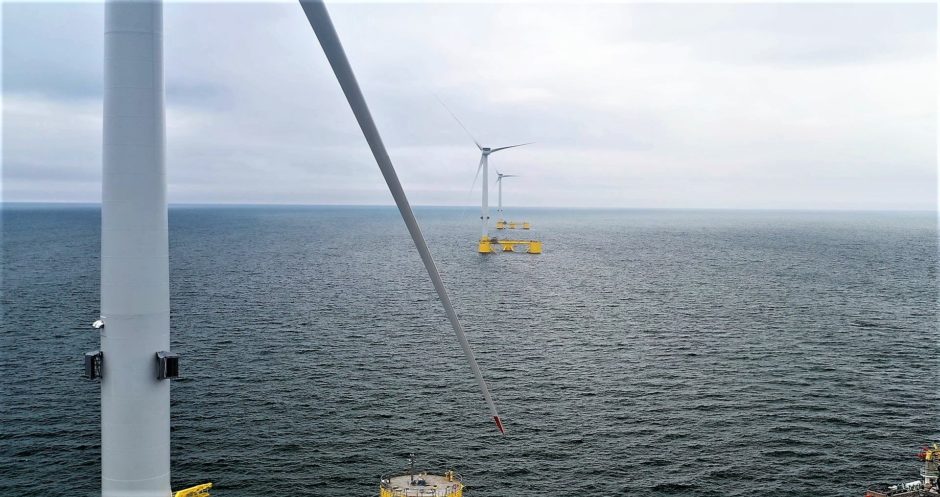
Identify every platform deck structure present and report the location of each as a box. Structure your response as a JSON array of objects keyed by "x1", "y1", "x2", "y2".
[
  {"x1": 479, "y1": 238, "x2": 542, "y2": 254},
  {"x1": 496, "y1": 220, "x2": 531, "y2": 230},
  {"x1": 381, "y1": 473, "x2": 464, "y2": 497}
]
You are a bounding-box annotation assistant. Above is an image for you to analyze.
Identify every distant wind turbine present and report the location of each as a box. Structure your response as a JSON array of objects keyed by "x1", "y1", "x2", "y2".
[
  {"x1": 437, "y1": 99, "x2": 532, "y2": 252},
  {"x1": 495, "y1": 171, "x2": 518, "y2": 220}
]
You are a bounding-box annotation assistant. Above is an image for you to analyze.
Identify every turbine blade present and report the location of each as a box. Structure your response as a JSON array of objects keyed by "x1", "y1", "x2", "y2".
[
  {"x1": 435, "y1": 95, "x2": 482, "y2": 151},
  {"x1": 460, "y1": 155, "x2": 485, "y2": 221},
  {"x1": 490, "y1": 142, "x2": 534, "y2": 153},
  {"x1": 299, "y1": 0, "x2": 504, "y2": 434},
  {"x1": 469, "y1": 155, "x2": 484, "y2": 194}
]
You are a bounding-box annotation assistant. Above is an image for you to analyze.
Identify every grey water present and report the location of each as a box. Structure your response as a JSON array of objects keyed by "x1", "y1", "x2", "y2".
[{"x1": 2, "y1": 204, "x2": 938, "y2": 497}]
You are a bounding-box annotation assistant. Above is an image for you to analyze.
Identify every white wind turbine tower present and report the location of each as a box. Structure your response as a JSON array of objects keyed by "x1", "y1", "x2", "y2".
[
  {"x1": 495, "y1": 171, "x2": 518, "y2": 222},
  {"x1": 438, "y1": 101, "x2": 532, "y2": 253}
]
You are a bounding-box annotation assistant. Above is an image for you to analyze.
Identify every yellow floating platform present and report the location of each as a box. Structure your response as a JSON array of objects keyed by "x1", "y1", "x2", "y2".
[
  {"x1": 496, "y1": 239, "x2": 541, "y2": 254},
  {"x1": 495, "y1": 220, "x2": 531, "y2": 230},
  {"x1": 480, "y1": 236, "x2": 541, "y2": 254}
]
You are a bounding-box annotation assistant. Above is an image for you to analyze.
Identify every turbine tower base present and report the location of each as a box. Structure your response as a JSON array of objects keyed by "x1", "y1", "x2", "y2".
[{"x1": 478, "y1": 237, "x2": 495, "y2": 254}]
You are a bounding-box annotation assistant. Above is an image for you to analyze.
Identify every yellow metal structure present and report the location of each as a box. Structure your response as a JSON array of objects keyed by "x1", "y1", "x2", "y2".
[
  {"x1": 497, "y1": 239, "x2": 542, "y2": 254},
  {"x1": 480, "y1": 234, "x2": 541, "y2": 254},
  {"x1": 495, "y1": 220, "x2": 531, "y2": 230},
  {"x1": 920, "y1": 444, "x2": 940, "y2": 461},
  {"x1": 478, "y1": 237, "x2": 494, "y2": 254},
  {"x1": 173, "y1": 483, "x2": 212, "y2": 497}
]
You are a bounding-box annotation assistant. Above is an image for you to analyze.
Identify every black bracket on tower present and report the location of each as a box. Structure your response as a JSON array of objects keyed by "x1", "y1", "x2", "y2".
[
  {"x1": 155, "y1": 351, "x2": 180, "y2": 380},
  {"x1": 84, "y1": 350, "x2": 103, "y2": 380}
]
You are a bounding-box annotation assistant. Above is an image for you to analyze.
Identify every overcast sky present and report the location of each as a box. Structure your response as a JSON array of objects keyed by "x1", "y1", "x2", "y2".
[{"x1": 2, "y1": 2, "x2": 937, "y2": 209}]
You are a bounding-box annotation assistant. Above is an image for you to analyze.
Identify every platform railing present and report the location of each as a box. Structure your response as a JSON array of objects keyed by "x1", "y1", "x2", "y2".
[
  {"x1": 379, "y1": 487, "x2": 462, "y2": 497},
  {"x1": 380, "y1": 472, "x2": 463, "y2": 497}
]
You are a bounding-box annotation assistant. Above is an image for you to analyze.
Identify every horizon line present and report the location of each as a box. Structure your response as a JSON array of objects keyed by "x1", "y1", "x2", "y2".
[{"x1": 1, "y1": 200, "x2": 936, "y2": 214}]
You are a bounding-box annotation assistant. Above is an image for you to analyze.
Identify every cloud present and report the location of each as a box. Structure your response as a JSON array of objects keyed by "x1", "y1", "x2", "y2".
[
  {"x1": 2, "y1": 2, "x2": 936, "y2": 209},
  {"x1": 2, "y1": 3, "x2": 103, "y2": 101}
]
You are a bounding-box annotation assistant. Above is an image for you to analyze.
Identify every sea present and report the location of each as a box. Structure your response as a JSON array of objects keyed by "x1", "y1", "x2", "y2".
[{"x1": 2, "y1": 204, "x2": 938, "y2": 497}]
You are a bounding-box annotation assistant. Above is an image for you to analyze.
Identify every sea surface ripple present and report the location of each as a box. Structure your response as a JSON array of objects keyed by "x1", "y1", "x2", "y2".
[{"x1": 2, "y1": 205, "x2": 938, "y2": 497}]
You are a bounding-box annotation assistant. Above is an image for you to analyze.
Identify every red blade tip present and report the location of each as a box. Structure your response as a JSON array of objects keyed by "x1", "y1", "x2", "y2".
[{"x1": 493, "y1": 416, "x2": 505, "y2": 434}]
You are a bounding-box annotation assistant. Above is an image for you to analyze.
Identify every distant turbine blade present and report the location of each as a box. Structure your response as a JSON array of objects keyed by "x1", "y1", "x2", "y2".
[
  {"x1": 503, "y1": 174, "x2": 519, "y2": 178},
  {"x1": 460, "y1": 155, "x2": 485, "y2": 221},
  {"x1": 490, "y1": 142, "x2": 534, "y2": 153},
  {"x1": 299, "y1": 0, "x2": 504, "y2": 435},
  {"x1": 469, "y1": 155, "x2": 485, "y2": 195},
  {"x1": 435, "y1": 95, "x2": 482, "y2": 151}
]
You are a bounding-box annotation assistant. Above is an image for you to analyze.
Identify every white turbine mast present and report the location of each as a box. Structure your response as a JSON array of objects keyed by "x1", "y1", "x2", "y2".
[
  {"x1": 495, "y1": 170, "x2": 519, "y2": 219},
  {"x1": 97, "y1": 1, "x2": 171, "y2": 495}
]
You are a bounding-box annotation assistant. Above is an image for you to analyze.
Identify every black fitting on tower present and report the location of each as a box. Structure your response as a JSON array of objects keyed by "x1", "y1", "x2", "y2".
[
  {"x1": 155, "y1": 351, "x2": 180, "y2": 380},
  {"x1": 84, "y1": 351, "x2": 103, "y2": 380}
]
